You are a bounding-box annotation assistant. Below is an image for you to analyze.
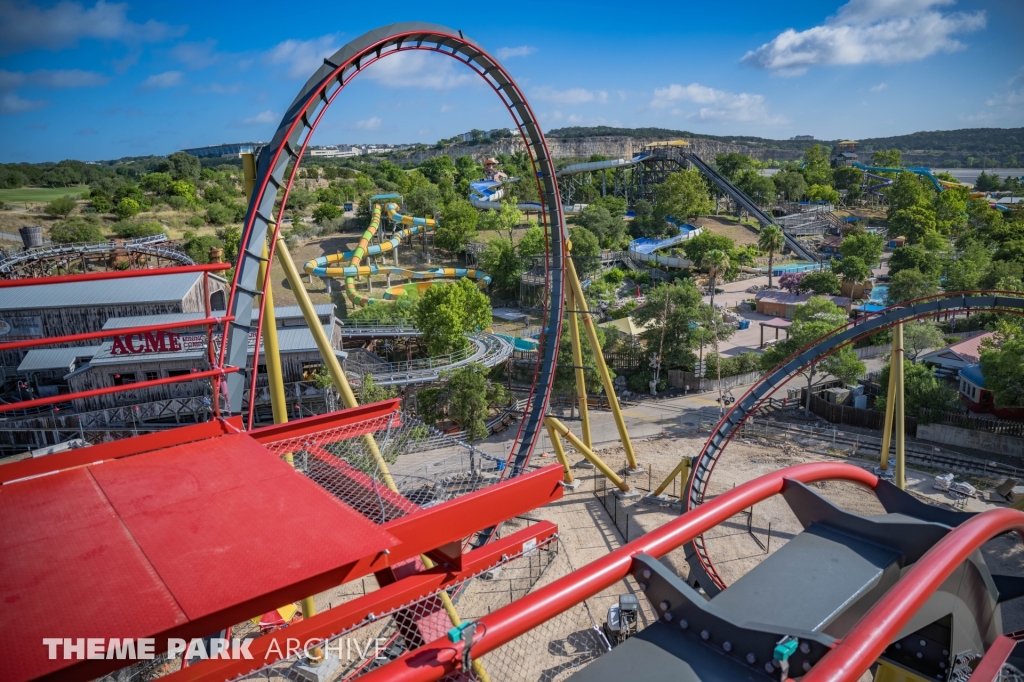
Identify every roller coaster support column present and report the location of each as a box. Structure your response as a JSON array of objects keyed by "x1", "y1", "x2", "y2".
[
  {"x1": 565, "y1": 253, "x2": 640, "y2": 472},
  {"x1": 273, "y1": 234, "x2": 398, "y2": 491},
  {"x1": 545, "y1": 420, "x2": 577, "y2": 488},
  {"x1": 567, "y1": 286, "x2": 591, "y2": 449},
  {"x1": 546, "y1": 416, "x2": 632, "y2": 494},
  {"x1": 894, "y1": 322, "x2": 906, "y2": 490},
  {"x1": 277, "y1": 231, "x2": 489, "y2": 680},
  {"x1": 650, "y1": 454, "x2": 691, "y2": 499}
]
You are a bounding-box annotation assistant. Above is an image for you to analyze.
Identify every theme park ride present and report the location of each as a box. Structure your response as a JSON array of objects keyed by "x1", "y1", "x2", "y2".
[
  {"x1": 303, "y1": 201, "x2": 490, "y2": 306},
  {"x1": 2, "y1": 21, "x2": 1024, "y2": 682}
]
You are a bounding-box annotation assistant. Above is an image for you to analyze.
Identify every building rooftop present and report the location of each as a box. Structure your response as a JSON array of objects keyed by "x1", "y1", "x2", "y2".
[
  {"x1": 959, "y1": 363, "x2": 985, "y2": 387},
  {"x1": 17, "y1": 346, "x2": 102, "y2": 372},
  {"x1": 0, "y1": 272, "x2": 205, "y2": 311},
  {"x1": 98, "y1": 304, "x2": 333, "y2": 330}
]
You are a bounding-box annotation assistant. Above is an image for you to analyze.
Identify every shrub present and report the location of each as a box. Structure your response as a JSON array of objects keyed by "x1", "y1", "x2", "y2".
[
  {"x1": 114, "y1": 197, "x2": 141, "y2": 220},
  {"x1": 166, "y1": 195, "x2": 191, "y2": 211},
  {"x1": 50, "y1": 218, "x2": 105, "y2": 244},
  {"x1": 603, "y1": 268, "x2": 625, "y2": 285},
  {"x1": 44, "y1": 196, "x2": 78, "y2": 219},
  {"x1": 627, "y1": 369, "x2": 667, "y2": 393},
  {"x1": 206, "y1": 202, "x2": 239, "y2": 225},
  {"x1": 312, "y1": 202, "x2": 341, "y2": 224},
  {"x1": 89, "y1": 195, "x2": 111, "y2": 213},
  {"x1": 186, "y1": 214, "x2": 205, "y2": 228},
  {"x1": 112, "y1": 220, "x2": 165, "y2": 239}
]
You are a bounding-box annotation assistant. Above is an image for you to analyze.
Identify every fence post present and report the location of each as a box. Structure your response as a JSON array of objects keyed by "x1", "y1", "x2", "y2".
[{"x1": 766, "y1": 522, "x2": 772, "y2": 554}]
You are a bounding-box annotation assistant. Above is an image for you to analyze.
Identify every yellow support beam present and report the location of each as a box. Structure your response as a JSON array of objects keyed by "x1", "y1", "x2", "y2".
[
  {"x1": 893, "y1": 322, "x2": 906, "y2": 490},
  {"x1": 652, "y1": 452, "x2": 692, "y2": 498},
  {"x1": 273, "y1": 232, "x2": 489, "y2": 680},
  {"x1": 545, "y1": 420, "x2": 575, "y2": 485},
  {"x1": 879, "y1": 325, "x2": 900, "y2": 472},
  {"x1": 874, "y1": 660, "x2": 933, "y2": 682},
  {"x1": 545, "y1": 416, "x2": 631, "y2": 493},
  {"x1": 564, "y1": 255, "x2": 639, "y2": 471},
  {"x1": 567, "y1": 286, "x2": 591, "y2": 449}
]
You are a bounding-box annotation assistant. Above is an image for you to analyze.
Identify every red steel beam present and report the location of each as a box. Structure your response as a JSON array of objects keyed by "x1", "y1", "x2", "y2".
[
  {"x1": 0, "y1": 315, "x2": 233, "y2": 352},
  {"x1": 967, "y1": 635, "x2": 1020, "y2": 682},
  {"x1": 0, "y1": 367, "x2": 238, "y2": 414},
  {"x1": 0, "y1": 417, "x2": 244, "y2": 484},
  {"x1": 166, "y1": 521, "x2": 558, "y2": 682},
  {"x1": 358, "y1": 462, "x2": 880, "y2": 682},
  {"x1": 0, "y1": 262, "x2": 231, "y2": 288},
  {"x1": 801, "y1": 507, "x2": 1024, "y2": 682},
  {"x1": 249, "y1": 398, "x2": 401, "y2": 444}
]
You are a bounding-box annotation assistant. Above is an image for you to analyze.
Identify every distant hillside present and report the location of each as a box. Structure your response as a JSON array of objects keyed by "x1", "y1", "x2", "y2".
[{"x1": 545, "y1": 126, "x2": 1024, "y2": 166}]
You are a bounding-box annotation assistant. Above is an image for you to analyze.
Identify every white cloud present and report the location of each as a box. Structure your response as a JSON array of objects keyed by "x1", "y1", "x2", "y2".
[
  {"x1": 360, "y1": 52, "x2": 473, "y2": 90},
  {"x1": 531, "y1": 87, "x2": 609, "y2": 105},
  {"x1": 440, "y1": 103, "x2": 455, "y2": 113},
  {"x1": 870, "y1": 82, "x2": 887, "y2": 91},
  {"x1": 139, "y1": 70, "x2": 183, "y2": 90},
  {"x1": 741, "y1": 0, "x2": 985, "y2": 75},
  {"x1": 263, "y1": 34, "x2": 341, "y2": 79},
  {"x1": 353, "y1": 116, "x2": 382, "y2": 130},
  {"x1": 496, "y1": 45, "x2": 536, "y2": 60},
  {"x1": 194, "y1": 82, "x2": 242, "y2": 95},
  {"x1": 0, "y1": 92, "x2": 47, "y2": 114},
  {"x1": 239, "y1": 110, "x2": 278, "y2": 125},
  {"x1": 0, "y1": 69, "x2": 111, "y2": 89},
  {"x1": 969, "y1": 66, "x2": 1024, "y2": 125},
  {"x1": 650, "y1": 83, "x2": 783, "y2": 124},
  {"x1": 171, "y1": 39, "x2": 219, "y2": 70},
  {"x1": 0, "y1": 0, "x2": 186, "y2": 54}
]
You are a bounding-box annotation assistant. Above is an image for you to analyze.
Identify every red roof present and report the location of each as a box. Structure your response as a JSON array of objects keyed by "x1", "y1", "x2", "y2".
[{"x1": 944, "y1": 331, "x2": 994, "y2": 365}]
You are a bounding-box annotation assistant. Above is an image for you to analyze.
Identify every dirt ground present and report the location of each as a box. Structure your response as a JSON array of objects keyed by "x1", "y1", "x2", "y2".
[
  {"x1": 692, "y1": 215, "x2": 761, "y2": 246},
  {"x1": 554, "y1": 433, "x2": 1024, "y2": 634}
]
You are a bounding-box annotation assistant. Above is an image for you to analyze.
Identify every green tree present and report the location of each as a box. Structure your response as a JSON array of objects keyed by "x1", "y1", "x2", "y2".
[
  {"x1": 889, "y1": 245, "x2": 941, "y2": 281},
  {"x1": 801, "y1": 144, "x2": 833, "y2": 186},
  {"x1": 479, "y1": 199, "x2": 522, "y2": 241},
  {"x1": 701, "y1": 249, "x2": 730, "y2": 308},
  {"x1": 839, "y1": 231, "x2": 884, "y2": 267},
  {"x1": 975, "y1": 170, "x2": 1002, "y2": 192},
  {"x1": 356, "y1": 373, "x2": 398, "y2": 405},
  {"x1": 682, "y1": 232, "x2": 737, "y2": 271},
  {"x1": 517, "y1": 224, "x2": 547, "y2": 263},
  {"x1": 773, "y1": 170, "x2": 808, "y2": 201},
  {"x1": 49, "y1": 218, "x2": 105, "y2": 244},
  {"x1": 736, "y1": 170, "x2": 776, "y2": 206},
  {"x1": 833, "y1": 255, "x2": 871, "y2": 284},
  {"x1": 943, "y1": 241, "x2": 991, "y2": 291},
  {"x1": 114, "y1": 197, "x2": 141, "y2": 220},
  {"x1": 889, "y1": 205, "x2": 937, "y2": 244},
  {"x1": 141, "y1": 172, "x2": 174, "y2": 195},
  {"x1": 632, "y1": 281, "x2": 729, "y2": 372},
  {"x1": 414, "y1": 279, "x2": 492, "y2": 355},
  {"x1": 654, "y1": 168, "x2": 713, "y2": 224},
  {"x1": 979, "y1": 324, "x2": 1024, "y2": 408},
  {"x1": 757, "y1": 224, "x2": 786, "y2": 289},
  {"x1": 419, "y1": 155, "x2": 457, "y2": 185},
  {"x1": 417, "y1": 363, "x2": 507, "y2": 443},
  {"x1": 480, "y1": 237, "x2": 521, "y2": 299},
  {"x1": 832, "y1": 166, "x2": 864, "y2": 200},
  {"x1": 887, "y1": 172, "x2": 930, "y2": 216},
  {"x1": 312, "y1": 203, "x2": 341, "y2": 224},
  {"x1": 568, "y1": 226, "x2": 601, "y2": 278},
  {"x1": 761, "y1": 297, "x2": 864, "y2": 416},
  {"x1": 435, "y1": 198, "x2": 479, "y2": 254},
  {"x1": 112, "y1": 220, "x2": 165, "y2": 238},
  {"x1": 875, "y1": 362, "x2": 960, "y2": 416},
  {"x1": 871, "y1": 148, "x2": 902, "y2": 169},
  {"x1": 934, "y1": 186, "x2": 969, "y2": 235},
  {"x1": 157, "y1": 151, "x2": 202, "y2": 182},
  {"x1": 800, "y1": 269, "x2": 842, "y2": 295},
  {"x1": 887, "y1": 268, "x2": 938, "y2": 304},
  {"x1": 714, "y1": 152, "x2": 753, "y2": 182},
  {"x1": 454, "y1": 155, "x2": 482, "y2": 183},
  {"x1": 90, "y1": 194, "x2": 111, "y2": 213},
  {"x1": 181, "y1": 231, "x2": 224, "y2": 264},
  {"x1": 405, "y1": 182, "x2": 441, "y2": 217},
  {"x1": 806, "y1": 184, "x2": 840, "y2": 205},
  {"x1": 552, "y1": 321, "x2": 609, "y2": 414},
  {"x1": 902, "y1": 321, "x2": 945, "y2": 363},
  {"x1": 43, "y1": 195, "x2": 77, "y2": 219},
  {"x1": 574, "y1": 205, "x2": 627, "y2": 248}
]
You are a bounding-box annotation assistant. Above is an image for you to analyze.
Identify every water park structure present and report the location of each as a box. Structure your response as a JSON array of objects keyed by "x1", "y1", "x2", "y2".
[
  {"x1": 303, "y1": 200, "x2": 490, "y2": 307},
  {"x1": 1, "y1": 21, "x2": 1024, "y2": 682}
]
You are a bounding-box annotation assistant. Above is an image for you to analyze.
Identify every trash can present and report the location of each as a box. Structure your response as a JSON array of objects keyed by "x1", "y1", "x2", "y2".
[{"x1": 19, "y1": 225, "x2": 43, "y2": 248}]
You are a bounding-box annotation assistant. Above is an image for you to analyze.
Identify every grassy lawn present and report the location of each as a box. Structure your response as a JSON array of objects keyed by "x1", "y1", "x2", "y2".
[{"x1": 0, "y1": 186, "x2": 88, "y2": 204}]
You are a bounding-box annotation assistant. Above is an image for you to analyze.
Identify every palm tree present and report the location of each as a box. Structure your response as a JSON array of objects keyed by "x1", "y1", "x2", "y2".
[
  {"x1": 701, "y1": 249, "x2": 730, "y2": 309},
  {"x1": 757, "y1": 224, "x2": 786, "y2": 290}
]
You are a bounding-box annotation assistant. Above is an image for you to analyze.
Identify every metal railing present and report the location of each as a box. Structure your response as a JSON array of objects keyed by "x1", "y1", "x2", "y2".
[{"x1": 0, "y1": 234, "x2": 194, "y2": 274}]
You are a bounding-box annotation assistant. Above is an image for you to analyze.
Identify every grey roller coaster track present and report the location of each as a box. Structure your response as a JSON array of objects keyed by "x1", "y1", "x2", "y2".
[
  {"x1": 0, "y1": 235, "x2": 194, "y2": 274},
  {"x1": 227, "y1": 23, "x2": 565, "y2": 472},
  {"x1": 684, "y1": 292, "x2": 1024, "y2": 595}
]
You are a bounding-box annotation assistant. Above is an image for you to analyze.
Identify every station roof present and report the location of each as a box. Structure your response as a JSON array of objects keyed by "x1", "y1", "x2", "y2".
[
  {"x1": 0, "y1": 427, "x2": 400, "y2": 681},
  {"x1": 17, "y1": 345, "x2": 102, "y2": 372},
  {"x1": 0, "y1": 272, "x2": 204, "y2": 311},
  {"x1": 98, "y1": 303, "x2": 334, "y2": 331}
]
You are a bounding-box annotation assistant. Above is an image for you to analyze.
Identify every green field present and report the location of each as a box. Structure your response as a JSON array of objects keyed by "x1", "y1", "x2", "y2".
[{"x1": 0, "y1": 186, "x2": 89, "y2": 204}]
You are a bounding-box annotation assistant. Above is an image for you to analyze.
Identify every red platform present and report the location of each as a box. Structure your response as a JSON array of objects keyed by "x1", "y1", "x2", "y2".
[{"x1": 0, "y1": 431, "x2": 399, "y2": 681}]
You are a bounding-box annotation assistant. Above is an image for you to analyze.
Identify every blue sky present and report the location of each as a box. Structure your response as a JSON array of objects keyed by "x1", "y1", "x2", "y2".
[{"x1": 1, "y1": 0, "x2": 1022, "y2": 162}]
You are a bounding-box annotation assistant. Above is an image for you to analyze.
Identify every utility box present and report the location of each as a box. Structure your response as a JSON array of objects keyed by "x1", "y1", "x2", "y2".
[
  {"x1": 824, "y1": 388, "x2": 851, "y2": 405},
  {"x1": 853, "y1": 394, "x2": 868, "y2": 409},
  {"x1": 787, "y1": 387, "x2": 801, "y2": 401}
]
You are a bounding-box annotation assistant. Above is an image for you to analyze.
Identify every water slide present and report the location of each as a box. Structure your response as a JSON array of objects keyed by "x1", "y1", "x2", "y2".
[
  {"x1": 627, "y1": 224, "x2": 703, "y2": 268},
  {"x1": 303, "y1": 202, "x2": 490, "y2": 307},
  {"x1": 468, "y1": 179, "x2": 587, "y2": 214},
  {"x1": 852, "y1": 162, "x2": 945, "y2": 191}
]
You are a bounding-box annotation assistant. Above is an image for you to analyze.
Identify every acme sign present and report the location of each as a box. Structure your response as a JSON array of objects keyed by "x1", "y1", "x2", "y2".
[{"x1": 110, "y1": 331, "x2": 205, "y2": 356}]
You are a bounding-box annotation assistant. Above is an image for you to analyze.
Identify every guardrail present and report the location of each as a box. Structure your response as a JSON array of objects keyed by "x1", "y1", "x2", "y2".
[
  {"x1": 0, "y1": 234, "x2": 194, "y2": 274},
  {"x1": 347, "y1": 333, "x2": 513, "y2": 386}
]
